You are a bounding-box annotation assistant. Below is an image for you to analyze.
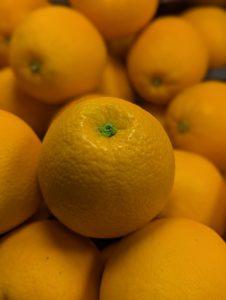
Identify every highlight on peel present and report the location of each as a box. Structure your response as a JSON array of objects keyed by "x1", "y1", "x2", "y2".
[
  {"x1": 0, "y1": 0, "x2": 48, "y2": 68},
  {"x1": 127, "y1": 16, "x2": 209, "y2": 104},
  {"x1": 0, "y1": 110, "x2": 42, "y2": 234},
  {"x1": 96, "y1": 56, "x2": 135, "y2": 102},
  {"x1": 183, "y1": 6, "x2": 226, "y2": 68},
  {"x1": 165, "y1": 81, "x2": 226, "y2": 173},
  {"x1": 70, "y1": 0, "x2": 159, "y2": 39},
  {"x1": 158, "y1": 150, "x2": 226, "y2": 235},
  {"x1": 0, "y1": 220, "x2": 102, "y2": 300},
  {"x1": 0, "y1": 68, "x2": 60, "y2": 138},
  {"x1": 100, "y1": 218, "x2": 226, "y2": 300},
  {"x1": 38, "y1": 96, "x2": 174, "y2": 238},
  {"x1": 9, "y1": 6, "x2": 107, "y2": 104}
]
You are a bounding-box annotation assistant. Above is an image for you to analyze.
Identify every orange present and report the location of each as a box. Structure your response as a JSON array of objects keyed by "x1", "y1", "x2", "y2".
[
  {"x1": 100, "y1": 218, "x2": 226, "y2": 300},
  {"x1": 0, "y1": 110, "x2": 42, "y2": 234},
  {"x1": 0, "y1": 68, "x2": 60, "y2": 138},
  {"x1": 183, "y1": 6, "x2": 226, "y2": 68},
  {"x1": 139, "y1": 101, "x2": 167, "y2": 127},
  {"x1": 0, "y1": 0, "x2": 48, "y2": 68},
  {"x1": 0, "y1": 220, "x2": 102, "y2": 300},
  {"x1": 158, "y1": 150, "x2": 226, "y2": 235},
  {"x1": 70, "y1": 0, "x2": 159, "y2": 39},
  {"x1": 101, "y1": 241, "x2": 120, "y2": 265},
  {"x1": 27, "y1": 201, "x2": 52, "y2": 223},
  {"x1": 165, "y1": 81, "x2": 226, "y2": 173},
  {"x1": 127, "y1": 16, "x2": 209, "y2": 104},
  {"x1": 96, "y1": 56, "x2": 134, "y2": 102},
  {"x1": 38, "y1": 96, "x2": 174, "y2": 238},
  {"x1": 10, "y1": 6, "x2": 107, "y2": 104},
  {"x1": 107, "y1": 34, "x2": 136, "y2": 60}
]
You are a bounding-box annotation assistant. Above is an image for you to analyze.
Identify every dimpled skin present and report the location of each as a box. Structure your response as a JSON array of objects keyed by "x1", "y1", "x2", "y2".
[
  {"x1": 38, "y1": 96, "x2": 175, "y2": 238},
  {"x1": 0, "y1": 220, "x2": 102, "y2": 300},
  {"x1": 0, "y1": 110, "x2": 42, "y2": 234},
  {"x1": 10, "y1": 6, "x2": 107, "y2": 103},
  {"x1": 100, "y1": 218, "x2": 226, "y2": 300}
]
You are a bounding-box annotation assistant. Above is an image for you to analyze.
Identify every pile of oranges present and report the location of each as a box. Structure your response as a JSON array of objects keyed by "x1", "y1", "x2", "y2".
[{"x1": 0, "y1": 0, "x2": 226, "y2": 299}]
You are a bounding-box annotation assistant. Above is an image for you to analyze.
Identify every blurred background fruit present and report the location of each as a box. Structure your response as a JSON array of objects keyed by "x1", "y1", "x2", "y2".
[
  {"x1": 0, "y1": 110, "x2": 42, "y2": 235},
  {"x1": 183, "y1": 6, "x2": 226, "y2": 68},
  {"x1": 96, "y1": 56, "x2": 135, "y2": 102},
  {"x1": 70, "y1": 0, "x2": 159, "y2": 39},
  {"x1": 127, "y1": 16, "x2": 209, "y2": 104},
  {"x1": 10, "y1": 6, "x2": 107, "y2": 103},
  {"x1": 0, "y1": 68, "x2": 60, "y2": 138},
  {"x1": 0, "y1": 0, "x2": 48, "y2": 68},
  {"x1": 165, "y1": 81, "x2": 226, "y2": 173},
  {"x1": 158, "y1": 150, "x2": 226, "y2": 235}
]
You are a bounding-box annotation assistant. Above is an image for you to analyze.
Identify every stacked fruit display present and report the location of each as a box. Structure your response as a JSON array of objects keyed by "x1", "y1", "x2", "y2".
[{"x1": 0, "y1": 0, "x2": 226, "y2": 299}]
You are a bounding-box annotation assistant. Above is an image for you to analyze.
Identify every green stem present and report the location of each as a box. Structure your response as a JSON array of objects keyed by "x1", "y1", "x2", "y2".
[
  {"x1": 30, "y1": 59, "x2": 41, "y2": 74},
  {"x1": 177, "y1": 119, "x2": 189, "y2": 133},
  {"x1": 99, "y1": 122, "x2": 117, "y2": 137},
  {"x1": 152, "y1": 77, "x2": 162, "y2": 87}
]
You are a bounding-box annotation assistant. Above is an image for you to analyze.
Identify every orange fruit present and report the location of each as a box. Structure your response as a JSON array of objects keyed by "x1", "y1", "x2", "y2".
[
  {"x1": 107, "y1": 34, "x2": 136, "y2": 60},
  {"x1": 38, "y1": 96, "x2": 174, "y2": 238},
  {"x1": 27, "y1": 201, "x2": 52, "y2": 223},
  {"x1": 139, "y1": 101, "x2": 167, "y2": 127},
  {"x1": 100, "y1": 218, "x2": 226, "y2": 300},
  {"x1": 70, "y1": 0, "x2": 159, "y2": 39},
  {"x1": 101, "y1": 241, "x2": 120, "y2": 265},
  {"x1": 10, "y1": 6, "x2": 107, "y2": 104},
  {"x1": 159, "y1": 150, "x2": 226, "y2": 235},
  {"x1": 183, "y1": 6, "x2": 226, "y2": 68},
  {"x1": 127, "y1": 16, "x2": 209, "y2": 104},
  {"x1": 0, "y1": 110, "x2": 42, "y2": 234},
  {"x1": 0, "y1": 0, "x2": 48, "y2": 68},
  {"x1": 96, "y1": 56, "x2": 134, "y2": 102},
  {"x1": 165, "y1": 81, "x2": 226, "y2": 173},
  {"x1": 0, "y1": 220, "x2": 102, "y2": 300},
  {"x1": 0, "y1": 68, "x2": 60, "y2": 138}
]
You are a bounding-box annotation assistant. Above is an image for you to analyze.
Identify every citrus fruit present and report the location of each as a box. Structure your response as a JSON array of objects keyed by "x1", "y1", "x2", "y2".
[
  {"x1": 10, "y1": 6, "x2": 107, "y2": 103},
  {"x1": 70, "y1": 0, "x2": 159, "y2": 39},
  {"x1": 165, "y1": 81, "x2": 226, "y2": 173},
  {"x1": 107, "y1": 34, "x2": 136, "y2": 60},
  {"x1": 183, "y1": 6, "x2": 226, "y2": 68},
  {"x1": 38, "y1": 96, "x2": 174, "y2": 238},
  {"x1": 0, "y1": 68, "x2": 60, "y2": 138},
  {"x1": 96, "y1": 56, "x2": 134, "y2": 102},
  {"x1": 0, "y1": 220, "x2": 102, "y2": 300},
  {"x1": 100, "y1": 218, "x2": 226, "y2": 300},
  {"x1": 127, "y1": 16, "x2": 209, "y2": 104},
  {"x1": 139, "y1": 101, "x2": 167, "y2": 127},
  {"x1": 159, "y1": 150, "x2": 226, "y2": 235},
  {"x1": 0, "y1": 0, "x2": 48, "y2": 67},
  {"x1": 0, "y1": 110, "x2": 42, "y2": 234}
]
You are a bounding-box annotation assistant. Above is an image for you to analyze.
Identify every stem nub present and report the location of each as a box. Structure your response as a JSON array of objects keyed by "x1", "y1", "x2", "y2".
[
  {"x1": 177, "y1": 119, "x2": 189, "y2": 133},
  {"x1": 99, "y1": 123, "x2": 117, "y2": 137},
  {"x1": 30, "y1": 59, "x2": 42, "y2": 74},
  {"x1": 152, "y1": 77, "x2": 162, "y2": 87}
]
